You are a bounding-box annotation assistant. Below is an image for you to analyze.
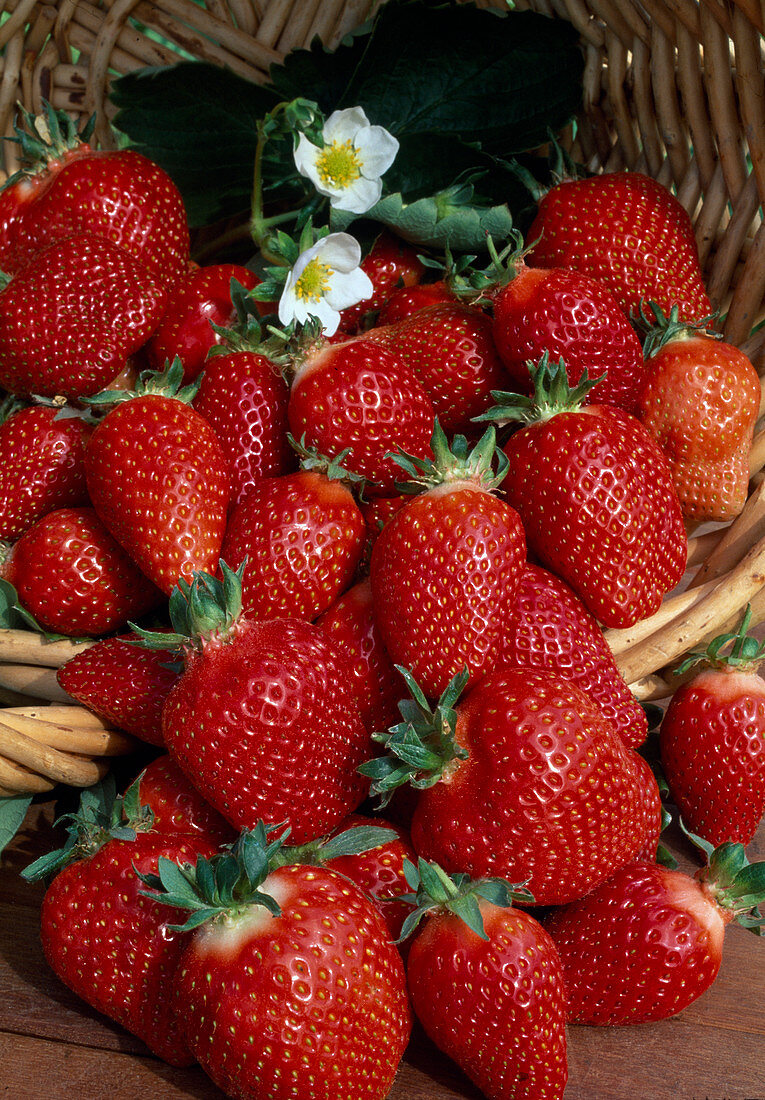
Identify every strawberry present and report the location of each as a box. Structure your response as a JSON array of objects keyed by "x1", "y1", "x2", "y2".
[
  {"x1": 316, "y1": 578, "x2": 404, "y2": 735},
  {"x1": 367, "y1": 300, "x2": 505, "y2": 434},
  {"x1": 192, "y1": 343, "x2": 293, "y2": 508},
  {"x1": 485, "y1": 356, "x2": 687, "y2": 628},
  {"x1": 402, "y1": 859, "x2": 567, "y2": 1100},
  {"x1": 637, "y1": 304, "x2": 761, "y2": 522},
  {"x1": 660, "y1": 609, "x2": 765, "y2": 847},
  {"x1": 1, "y1": 506, "x2": 161, "y2": 636},
  {"x1": 84, "y1": 361, "x2": 230, "y2": 596},
  {"x1": 0, "y1": 402, "x2": 92, "y2": 539},
  {"x1": 0, "y1": 233, "x2": 168, "y2": 399},
  {"x1": 362, "y1": 666, "x2": 662, "y2": 906},
  {"x1": 145, "y1": 263, "x2": 263, "y2": 381},
  {"x1": 21, "y1": 776, "x2": 218, "y2": 1065},
  {"x1": 220, "y1": 446, "x2": 366, "y2": 622},
  {"x1": 137, "y1": 825, "x2": 412, "y2": 1100},
  {"x1": 376, "y1": 279, "x2": 456, "y2": 324},
  {"x1": 0, "y1": 103, "x2": 189, "y2": 285},
  {"x1": 500, "y1": 563, "x2": 648, "y2": 749},
  {"x1": 130, "y1": 754, "x2": 236, "y2": 846},
  {"x1": 369, "y1": 425, "x2": 526, "y2": 699},
  {"x1": 336, "y1": 229, "x2": 425, "y2": 333},
  {"x1": 57, "y1": 633, "x2": 180, "y2": 745},
  {"x1": 490, "y1": 259, "x2": 648, "y2": 413},
  {"x1": 545, "y1": 840, "x2": 765, "y2": 1025},
  {"x1": 321, "y1": 813, "x2": 417, "y2": 940},
  {"x1": 285, "y1": 329, "x2": 435, "y2": 495},
  {"x1": 138, "y1": 562, "x2": 370, "y2": 843},
  {"x1": 526, "y1": 170, "x2": 711, "y2": 321}
]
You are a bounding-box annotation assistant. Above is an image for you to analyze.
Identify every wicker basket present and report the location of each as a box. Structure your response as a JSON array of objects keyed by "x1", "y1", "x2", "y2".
[{"x1": 0, "y1": 0, "x2": 764, "y2": 794}]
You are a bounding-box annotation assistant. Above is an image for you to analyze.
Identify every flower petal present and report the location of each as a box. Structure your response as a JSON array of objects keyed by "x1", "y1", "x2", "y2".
[
  {"x1": 355, "y1": 127, "x2": 400, "y2": 177},
  {"x1": 315, "y1": 233, "x2": 363, "y2": 273},
  {"x1": 324, "y1": 268, "x2": 374, "y2": 311},
  {"x1": 329, "y1": 175, "x2": 383, "y2": 214},
  {"x1": 293, "y1": 133, "x2": 321, "y2": 181},
  {"x1": 324, "y1": 106, "x2": 370, "y2": 144}
]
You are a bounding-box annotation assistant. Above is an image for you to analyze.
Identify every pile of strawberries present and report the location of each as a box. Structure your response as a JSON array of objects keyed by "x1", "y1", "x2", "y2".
[{"x1": 4, "y1": 105, "x2": 765, "y2": 1100}]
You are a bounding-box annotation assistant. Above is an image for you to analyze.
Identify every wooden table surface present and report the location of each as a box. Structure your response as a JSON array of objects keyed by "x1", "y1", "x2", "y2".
[{"x1": 2, "y1": 800, "x2": 764, "y2": 1100}]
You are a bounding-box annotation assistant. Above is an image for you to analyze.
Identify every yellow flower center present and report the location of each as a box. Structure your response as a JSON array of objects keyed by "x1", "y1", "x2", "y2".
[
  {"x1": 294, "y1": 257, "x2": 333, "y2": 302},
  {"x1": 315, "y1": 140, "x2": 363, "y2": 189}
]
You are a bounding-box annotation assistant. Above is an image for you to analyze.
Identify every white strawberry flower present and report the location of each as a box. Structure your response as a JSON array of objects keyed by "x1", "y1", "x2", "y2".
[
  {"x1": 278, "y1": 232, "x2": 373, "y2": 336},
  {"x1": 293, "y1": 106, "x2": 399, "y2": 214}
]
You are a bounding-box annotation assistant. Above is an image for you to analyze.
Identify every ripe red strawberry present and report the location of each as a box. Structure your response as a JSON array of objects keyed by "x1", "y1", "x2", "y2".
[
  {"x1": 138, "y1": 826, "x2": 412, "y2": 1099},
  {"x1": 336, "y1": 229, "x2": 425, "y2": 333},
  {"x1": 84, "y1": 361, "x2": 230, "y2": 596},
  {"x1": 369, "y1": 425, "x2": 526, "y2": 699},
  {"x1": 57, "y1": 633, "x2": 180, "y2": 745},
  {"x1": 221, "y1": 449, "x2": 366, "y2": 622},
  {"x1": 491, "y1": 259, "x2": 648, "y2": 413},
  {"x1": 367, "y1": 300, "x2": 505, "y2": 433},
  {"x1": 637, "y1": 305, "x2": 760, "y2": 522},
  {"x1": 286, "y1": 332, "x2": 435, "y2": 495},
  {"x1": 0, "y1": 234, "x2": 168, "y2": 399},
  {"x1": 363, "y1": 666, "x2": 662, "y2": 906},
  {"x1": 659, "y1": 610, "x2": 765, "y2": 847},
  {"x1": 545, "y1": 841, "x2": 765, "y2": 1025},
  {"x1": 402, "y1": 859, "x2": 567, "y2": 1100},
  {"x1": 0, "y1": 104, "x2": 189, "y2": 285},
  {"x1": 321, "y1": 813, "x2": 417, "y2": 940},
  {"x1": 487, "y1": 356, "x2": 687, "y2": 628},
  {"x1": 193, "y1": 344, "x2": 293, "y2": 508},
  {"x1": 1, "y1": 506, "x2": 162, "y2": 636},
  {"x1": 0, "y1": 402, "x2": 92, "y2": 539},
  {"x1": 145, "y1": 263, "x2": 263, "y2": 381},
  {"x1": 499, "y1": 563, "x2": 648, "y2": 749},
  {"x1": 141, "y1": 563, "x2": 370, "y2": 842},
  {"x1": 527, "y1": 170, "x2": 711, "y2": 321},
  {"x1": 376, "y1": 279, "x2": 455, "y2": 324},
  {"x1": 130, "y1": 754, "x2": 236, "y2": 846},
  {"x1": 22, "y1": 777, "x2": 218, "y2": 1065},
  {"x1": 316, "y1": 578, "x2": 404, "y2": 735}
]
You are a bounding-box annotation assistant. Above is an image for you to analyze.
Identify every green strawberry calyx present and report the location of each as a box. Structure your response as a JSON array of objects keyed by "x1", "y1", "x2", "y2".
[
  {"x1": 390, "y1": 420, "x2": 508, "y2": 496},
  {"x1": 3, "y1": 101, "x2": 95, "y2": 187},
  {"x1": 136, "y1": 821, "x2": 400, "y2": 932},
  {"x1": 21, "y1": 773, "x2": 153, "y2": 882},
  {"x1": 674, "y1": 604, "x2": 765, "y2": 676},
  {"x1": 129, "y1": 560, "x2": 247, "y2": 655},
  {"x1": 82, "y1": 357, "x2": 202, "y2": 411},
  {"x1": 474, "y1": 351, "x2": 604, "y2": 428},
  {"x1": 637, "y1": 301, "x2": 721, "y2": 359},
  {"x1": 397, "y1": 856, "x2": 534, "y2": 942},
  {"x1": 289, "y1": 433, "x2": 372, "y2": 494},
  {"x1": 684, "y1": 823, "x2": 765, "y2": 934},
  {"x1": 358, "y1": 666, "x2": 470, "y2": 806}
]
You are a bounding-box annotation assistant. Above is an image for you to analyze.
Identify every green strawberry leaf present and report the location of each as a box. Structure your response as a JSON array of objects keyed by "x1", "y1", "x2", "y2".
[
  {"x1": 0, "y1": 794, "x2": 31, "y2": 856},
  {"x1": 109, "y1": 1, "x2": 583, "y2": 232}
]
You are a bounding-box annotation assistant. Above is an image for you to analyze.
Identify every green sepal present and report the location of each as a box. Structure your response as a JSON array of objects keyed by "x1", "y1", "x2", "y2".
[
  {"x1": 2, "y1": 100, "x2": 95, "y2": 188},
  {"x1": 636, "y1": 301, "x2": 721, "y2": 359},
  {"x1": 136, "y1": 822, "x2": 288, "y2": 932},
  {"x1": 0, "y1": 577, "x2": 91, "y2": 643},
  {"x1": 474, "y1": 352, "x2": 604, "y2": 428},
  {"x1": 682, "y1": 823, "x2": 765, "y2": 934},
  {"x1": 21, "y1": 774, "x2": 153, "y2": 882},
  {"x1": 0, "y1": 794, "x2": 32, "y2": 856},
  {"x1": 272, "y1": 825, "x2": 398, "y2": 869},
  {"x1": 288, "y1": 434, "x2": 372, "y2": 492},
  {"x1": 358, "y1": 666, "x2": 470, "y2": 806},
  {"x1": 206, "y1": 277, "x2": 268, "y2": 355},
  {"x1": 81, "y1": 357, "x2": 202, "y2": 410},
  {"x1": 674, "y1": 604, "x2": 765, "y2": 676},
  {"x1": 129, "y1": 560, "x2": 246, "y2": 655},
  {"x1": 390, "y1": 420, "x2": 508, "y2": 496},
  {"x1": 396, "y1": 856, "x2": 534, "y2": 943}
]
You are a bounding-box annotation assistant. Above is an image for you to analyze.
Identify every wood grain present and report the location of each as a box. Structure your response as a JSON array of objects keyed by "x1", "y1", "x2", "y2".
[{"x1": 1, "y1": 802, "x2": 764, "y2": 1100}]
